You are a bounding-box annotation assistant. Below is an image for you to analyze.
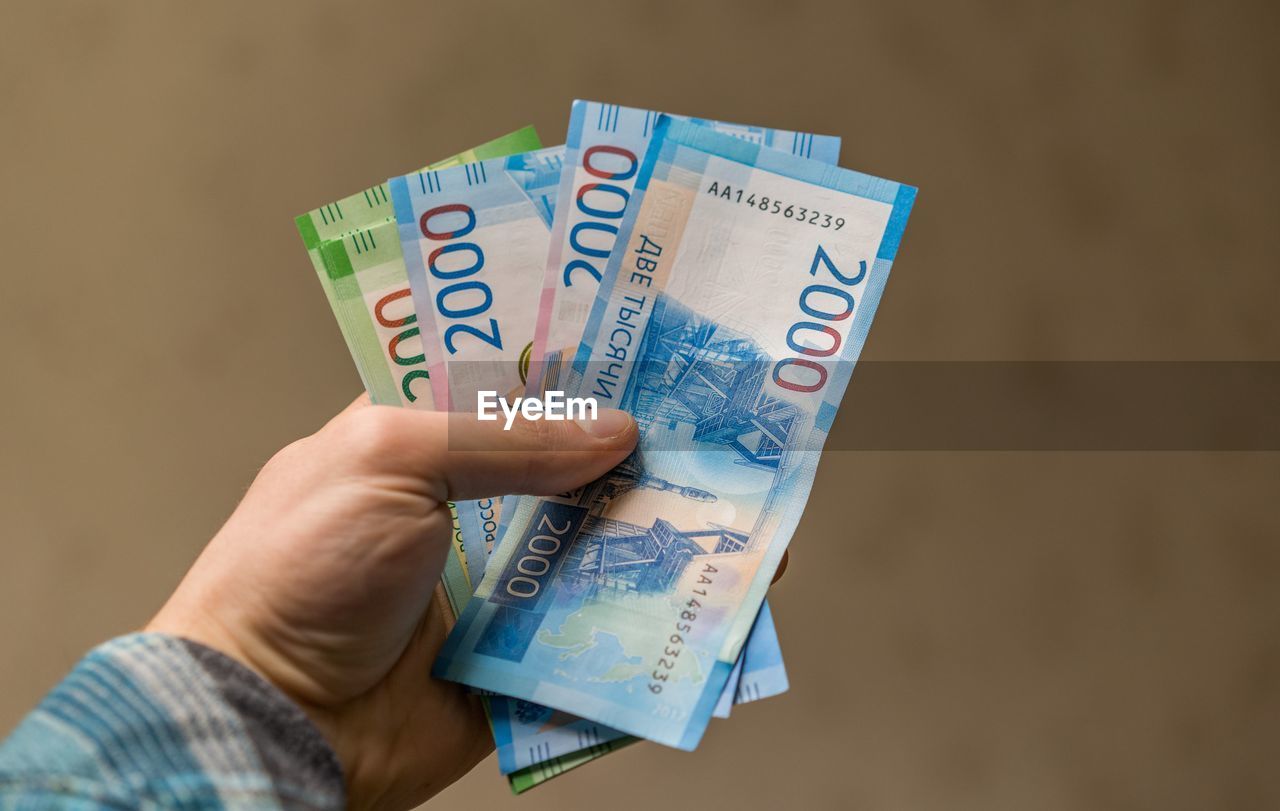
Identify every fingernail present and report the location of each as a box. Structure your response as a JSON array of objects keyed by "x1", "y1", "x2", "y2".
[{"x1": 576, "y1": 408, "x2": 633, "y2": 439}]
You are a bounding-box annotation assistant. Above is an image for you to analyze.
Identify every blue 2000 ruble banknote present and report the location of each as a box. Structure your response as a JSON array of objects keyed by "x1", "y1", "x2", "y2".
[
  {"x1": 528, "y1": 99, "x2": 840, "y2": 396},
  {"x1": 390, "y1": 145, "x2": 565, "y2": 579},
  {"x1": 434, "y1": 117, "x2": 916, "y2": 749},
  {"x1": 389, "y1": 139, "x2": 796, "y2": 771}
]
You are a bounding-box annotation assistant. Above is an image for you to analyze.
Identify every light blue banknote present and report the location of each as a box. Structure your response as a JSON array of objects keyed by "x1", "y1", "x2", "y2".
[
  {"x1": 490, "y1": 598, "x2": 785, "y2": 772},
  {"x1": 733, "y1": 600, "x2": 789, "y2": 705},
  {"x1": 499, "y1": 101, "x2": 825, "y2": 738},
  {"x1": 489, "y1": 698, "x2": 629, "y2": 775},
  {"x1": 390, "y1": 142, "x2": 792, "y2": 771},
  {"x1": 527, "y1": 99, "x2": 841, "y2": 396},
  {"x1": 714, "y1": 602, "x2": 789, "y2": 718},
  {"x1": 435, "y1": 116, "x2": 916, "y2": 749},
  {"x1": 713, "y1": 652, "x2": 745, "y2": 719},
  {"x1": 389, "y1": 146, "x2": 564, "y2": 579}
]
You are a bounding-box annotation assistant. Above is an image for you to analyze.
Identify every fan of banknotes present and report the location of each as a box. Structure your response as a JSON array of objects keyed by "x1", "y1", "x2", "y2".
[{"x1": 295, "y1": 101, "x2": 916, "y2": 793}]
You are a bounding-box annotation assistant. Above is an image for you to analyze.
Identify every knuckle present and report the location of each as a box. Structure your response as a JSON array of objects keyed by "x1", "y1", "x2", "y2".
[
  {"x1": 524, "y1": 414, "x2": 562, "y2": 448},
  {"x1": 499, "y1": 418, "x2": 565, "y2": 494},
  {"x1": 260, "y1": 437, "x2": 307, "y2": 474},
  {"x1": 507, "y1": 411, "x2": 554, "y2": 450},
  {"x1": 517, "y1": 447, "x2": 543, "y2": 495},
  {"x1": 334, "y1": 405, "x2": 404, "y2": 462}
]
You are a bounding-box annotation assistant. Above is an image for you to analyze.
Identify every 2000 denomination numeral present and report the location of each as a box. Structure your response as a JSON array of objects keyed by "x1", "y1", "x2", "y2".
[
  {"x1": 372, "y1": 286, "x2": 432, "y2": 403},
  {"x1": 504, "y1": 513, "x2": 572, "y2": 599},
  {"x1": 418, "y1": 203, "x2": 503, "y2": 353},
  {"x1": 772, "y1": 245, "x2": 868, "y2": 394},
  {"x1": 563, "y1": 145, "x2": 638, "y2": 288}
]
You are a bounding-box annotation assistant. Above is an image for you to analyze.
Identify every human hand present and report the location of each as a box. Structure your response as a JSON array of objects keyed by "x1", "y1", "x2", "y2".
[{"x1": 147, "y1": 395, "x2": 638, "y2": 809}]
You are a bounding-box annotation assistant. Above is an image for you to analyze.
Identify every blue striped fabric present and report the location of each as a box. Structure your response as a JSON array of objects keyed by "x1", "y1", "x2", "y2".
[{"x1": 0, "y1": 634, "x2": 344, "y2": 809}]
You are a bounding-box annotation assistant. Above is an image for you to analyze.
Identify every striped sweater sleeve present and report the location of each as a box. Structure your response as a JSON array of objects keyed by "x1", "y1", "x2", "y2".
[{"x1": 0, "y1": 633, "x2": 345, "y2": 809}]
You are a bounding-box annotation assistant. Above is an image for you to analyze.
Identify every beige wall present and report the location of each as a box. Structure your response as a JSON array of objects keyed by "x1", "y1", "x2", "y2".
[{"x1": 1, "y1": 2, "x2": 1276, "y2": 808}]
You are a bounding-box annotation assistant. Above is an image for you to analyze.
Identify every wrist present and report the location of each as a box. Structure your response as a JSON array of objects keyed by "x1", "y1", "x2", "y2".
[
  {"x1": 145, "y1": 602, "x2": 378, "y2": 802},
  {"x1": 25, "y1": 633, "x2": 347, "y2": 808}
]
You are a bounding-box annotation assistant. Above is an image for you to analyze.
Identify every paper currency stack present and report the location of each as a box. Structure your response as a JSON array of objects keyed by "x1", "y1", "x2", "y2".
[{"x1": 295, "y1": 101, "x2": 915, "y2": 792}]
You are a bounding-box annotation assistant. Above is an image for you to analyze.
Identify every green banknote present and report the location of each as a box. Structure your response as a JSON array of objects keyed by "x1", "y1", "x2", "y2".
[
  {"x1": 316, "y1": 218, "x2": 476, "y2": 607},
  {"x1": 294, "y1": 125, "x2": 540, "y2": 392},
  {"x1": 507, "y1": 737, "x2": 637, "y2": 794},
  {"x1": 295, "y1": 124, "x2": 540, "y2": 250}
]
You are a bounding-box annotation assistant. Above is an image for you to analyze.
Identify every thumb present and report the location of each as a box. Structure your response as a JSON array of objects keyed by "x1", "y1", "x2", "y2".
[
  {"x1": 323, "y1": 404, "x2": 638, "y2": 502},
  {"x1": 438, "y1": 408, "x2": 637, "y2": 500}
]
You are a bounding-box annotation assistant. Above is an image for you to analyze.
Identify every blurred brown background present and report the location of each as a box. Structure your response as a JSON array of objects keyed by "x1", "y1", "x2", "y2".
[{"x1": 1, "y1": 1, "x2": 1277, "y2": 808}]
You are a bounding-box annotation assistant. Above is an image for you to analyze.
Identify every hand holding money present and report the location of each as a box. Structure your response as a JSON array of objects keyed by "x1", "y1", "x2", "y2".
[
  {"x1": 147, "y1": 395, "x2": 637, "y2": 807},
  {"x1": 294, "y1": 100, "x2": 915, "y2": 791}
]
